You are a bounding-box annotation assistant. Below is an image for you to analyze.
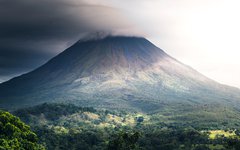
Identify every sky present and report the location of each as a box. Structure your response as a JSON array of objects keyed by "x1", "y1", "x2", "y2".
[{"x1": 0, "y1": 0, "x2": 240, "y2": 88}]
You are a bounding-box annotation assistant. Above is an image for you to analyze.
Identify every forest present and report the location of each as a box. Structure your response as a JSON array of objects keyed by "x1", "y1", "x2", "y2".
[{"x1": 1, "y1": 103, "x2": 240, "y2": 150}]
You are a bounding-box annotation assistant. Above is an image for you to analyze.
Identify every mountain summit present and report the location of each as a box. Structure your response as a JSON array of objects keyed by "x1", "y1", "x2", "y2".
[{"x1": 0, "y1": 36, "x2": 240, "y2": 111}]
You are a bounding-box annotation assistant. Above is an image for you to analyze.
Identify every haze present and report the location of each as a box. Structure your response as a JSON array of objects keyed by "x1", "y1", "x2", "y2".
[{"x1": 0, "y1": 0, "x2": 239, "y2": 88}]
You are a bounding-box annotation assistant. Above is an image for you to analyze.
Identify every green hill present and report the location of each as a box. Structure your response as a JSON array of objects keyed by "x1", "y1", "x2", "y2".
[{"x1": 12, "y1": 103, "x2": 240, "y2": 150}]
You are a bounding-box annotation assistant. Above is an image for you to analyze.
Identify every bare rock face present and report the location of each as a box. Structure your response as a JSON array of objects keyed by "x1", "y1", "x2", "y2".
[{"x1": 0, "y1": 36, "x2": 240, "y2": 112}]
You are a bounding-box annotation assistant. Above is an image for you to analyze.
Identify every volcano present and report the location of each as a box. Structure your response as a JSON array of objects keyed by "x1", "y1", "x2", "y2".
[{"x1": 0, "y1": 36, "x2": 240, "y2": 112}]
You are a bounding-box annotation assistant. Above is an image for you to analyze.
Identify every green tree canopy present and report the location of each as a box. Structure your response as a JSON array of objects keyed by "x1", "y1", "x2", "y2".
[
  {"x1": 108, "y1": 131, "x2": 140, "y2": 150},
  {"x1": 0, "y1": 110, "x2": 44, "y2": 150}
]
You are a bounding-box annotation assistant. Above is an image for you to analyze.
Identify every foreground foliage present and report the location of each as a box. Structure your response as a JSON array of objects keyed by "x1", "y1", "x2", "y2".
[
  {"x1": 0, "y1": 110, "x2": 44, "y2": 150},
  {"x1": 13, "y1": 103, "x2": 240, "y2": 150}
]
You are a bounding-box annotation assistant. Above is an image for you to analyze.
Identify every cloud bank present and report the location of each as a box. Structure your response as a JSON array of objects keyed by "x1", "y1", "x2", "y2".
[{"x1": 0, "y1": 0, "x2": 142, "y2": 81}]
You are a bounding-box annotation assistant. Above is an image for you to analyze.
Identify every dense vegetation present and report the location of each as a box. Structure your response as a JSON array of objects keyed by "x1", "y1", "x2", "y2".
[
  {"x1": 9, "y1": 103, "x2": 240, "y2": 150},
  {"x1": 0, "y1": 110, "x2": 44, "y2": 150}
]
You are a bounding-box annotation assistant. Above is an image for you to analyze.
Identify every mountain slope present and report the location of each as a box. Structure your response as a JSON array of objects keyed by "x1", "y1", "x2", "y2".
[{"x1": 0, "y1": 36, "x2": 240, "y2": 112}]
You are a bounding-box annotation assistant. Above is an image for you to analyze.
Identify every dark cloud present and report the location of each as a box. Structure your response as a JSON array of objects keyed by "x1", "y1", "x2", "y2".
[
  {"x1": 0, "y1": 0, "x2": 134, "y2": 40},
  {"x1": 0, "y1": 0, "x2": 137, "y2": 82}
]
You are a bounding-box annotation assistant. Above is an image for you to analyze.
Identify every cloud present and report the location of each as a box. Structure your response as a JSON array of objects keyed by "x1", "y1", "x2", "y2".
[
  {"x1": 0, "y1": 0, "x2": 139, "y2": 40},
  {"x1": 0, "y1": 0, "x2": 141, "y2": 81}
]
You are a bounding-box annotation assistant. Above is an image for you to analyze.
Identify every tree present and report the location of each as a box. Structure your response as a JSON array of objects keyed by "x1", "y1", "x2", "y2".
[
  {"x1": 0, "y1": 110, "x2": 45, "y2": 150},
  {"x1": 107, "y1": 131, "x2": 140, "y2": 150},
  {"x1": 225, "y1": 138, "x2": 240, "y2": 150}
]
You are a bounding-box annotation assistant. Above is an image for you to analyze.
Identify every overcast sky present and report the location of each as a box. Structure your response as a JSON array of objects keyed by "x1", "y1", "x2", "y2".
[{"x1": 0, "y1": 0, "x2": 240, "y2": 88}]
